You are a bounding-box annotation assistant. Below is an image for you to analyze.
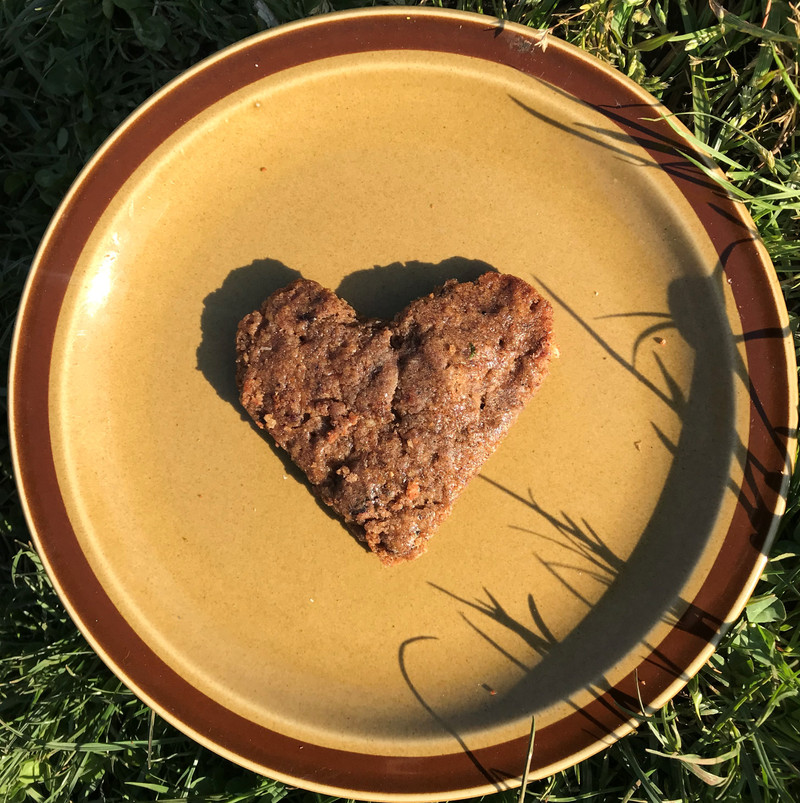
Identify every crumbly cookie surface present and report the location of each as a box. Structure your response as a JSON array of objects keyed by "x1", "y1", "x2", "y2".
[{"x1": 235, "y1": 272, "x2": 555, "y2": 564}]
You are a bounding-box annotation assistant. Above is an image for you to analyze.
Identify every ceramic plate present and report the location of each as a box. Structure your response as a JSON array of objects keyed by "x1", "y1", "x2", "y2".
[{"x1": 10, "y1": 8, "x2": 797, "y2": 801}]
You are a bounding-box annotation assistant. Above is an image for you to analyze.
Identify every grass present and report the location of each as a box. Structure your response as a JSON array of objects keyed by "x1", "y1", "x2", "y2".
[{"x1": 1, "y1": 0, "x2": 799, "y2": 801}]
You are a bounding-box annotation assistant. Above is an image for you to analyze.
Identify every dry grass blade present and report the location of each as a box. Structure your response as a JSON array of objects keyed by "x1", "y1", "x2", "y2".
[{"x1": 517, "y1": 715, "x2": 536, "y2": 802}]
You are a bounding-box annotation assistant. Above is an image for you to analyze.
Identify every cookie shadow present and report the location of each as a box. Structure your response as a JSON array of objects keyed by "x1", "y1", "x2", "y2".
[
  {"x1": 195, "y1": 258, "x2": 316, "y2": 490},
  {"x1": 196, "y1": 257, "x2": 301, "y2": 412},
  {"x1": 336, "y1": 257, "x2": 497, "y2": 320}
]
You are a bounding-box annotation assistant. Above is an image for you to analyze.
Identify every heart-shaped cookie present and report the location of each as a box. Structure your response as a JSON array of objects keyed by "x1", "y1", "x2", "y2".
[{"x1": 235, "y1": 272, "x2": 555, "y2": 565}]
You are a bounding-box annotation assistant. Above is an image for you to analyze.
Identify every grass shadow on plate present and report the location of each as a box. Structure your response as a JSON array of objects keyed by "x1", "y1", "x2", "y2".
[
  {"x1": 508, "y1": 91, "x2": 724, "y2": 197},
  {"x1": 398, "y1": 259, "x2": 769, "y2": 759},
  {"x1": 402, "y1": 228, "x2": 795, "y2": 773},
  {"x1": 398, "y1": 635, "x2": 515, "y2": 793}
]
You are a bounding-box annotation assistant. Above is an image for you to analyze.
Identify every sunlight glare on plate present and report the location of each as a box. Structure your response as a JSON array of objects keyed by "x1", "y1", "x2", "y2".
[{"x1": 82, "y1": 236, "x2": 118, "y2": 317}]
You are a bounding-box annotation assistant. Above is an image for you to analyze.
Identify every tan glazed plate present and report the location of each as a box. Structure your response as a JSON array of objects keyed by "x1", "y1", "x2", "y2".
[{"x1": 10, "y1": 8, "x2": 797, "y2": 801}]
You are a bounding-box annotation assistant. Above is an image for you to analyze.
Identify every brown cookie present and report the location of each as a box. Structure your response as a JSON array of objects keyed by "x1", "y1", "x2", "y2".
[{"x1": 235, "y1": 272, "x2": 555, "y2": 564}]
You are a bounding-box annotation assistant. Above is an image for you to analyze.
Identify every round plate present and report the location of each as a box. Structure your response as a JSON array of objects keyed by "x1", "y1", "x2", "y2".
[{"x1": 10, "y1": 8, "x2": 796, "y2": 801}]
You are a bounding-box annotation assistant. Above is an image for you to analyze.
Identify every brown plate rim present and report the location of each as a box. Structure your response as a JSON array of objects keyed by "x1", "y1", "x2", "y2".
[{"x1": 9, "y1": 7, "x2": 798, "y2": 800}]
